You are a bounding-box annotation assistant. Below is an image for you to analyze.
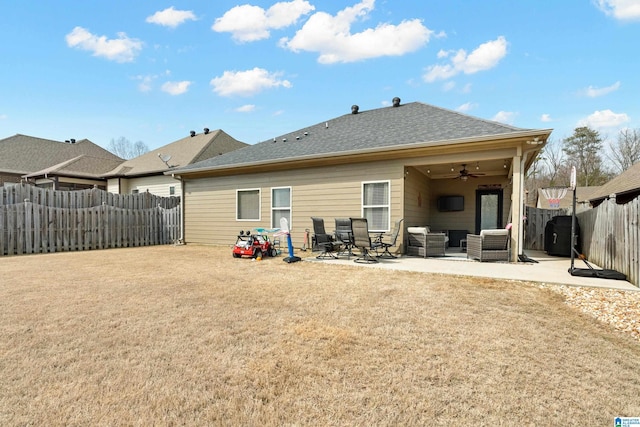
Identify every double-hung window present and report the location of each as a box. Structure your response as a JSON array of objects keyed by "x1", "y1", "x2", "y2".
[
  {"x1": 237, "y1": 188, "x2": 260, "y2": 221},
  {"x1": 271, "y1": 187, "x2": 291, "y2": 229},
  {"x1": 362, "y1": 181, "x2": 390, "y2": 232}
]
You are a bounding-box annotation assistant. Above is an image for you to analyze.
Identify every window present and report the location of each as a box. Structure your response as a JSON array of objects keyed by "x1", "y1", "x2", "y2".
[
  {"x1": 362, "y1": 181, "x2": 390, "y2": 231},
  {"x1": 132, "y1": 189, "x2": 139, "y2": 194},
  {"x1": 169, "y1": 186, "x2": 175, "y2": 195},
  {"x1": 271, "y1": 187, "x2": 291, "y2": 229},
  {"x1": 237, "y1": 189, "x2": 260, "y2": 220}
]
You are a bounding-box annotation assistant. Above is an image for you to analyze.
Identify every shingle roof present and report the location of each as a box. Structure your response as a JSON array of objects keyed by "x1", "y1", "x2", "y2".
[
  {"x1": 588, "y1": 162, "x2": 640, "y2": 203},
  {"x1": 0, "y1": 134, "x2": 123, "y2": 175},
  {"x1": 24, "y1": 155, "x2": 125, "y2": 179},
  {"x1": 174, "y1": 101, "x2": 545, "y2": 174},
  {"x1": 103, "y1": 129, "x2": 247, "y2": 177}
]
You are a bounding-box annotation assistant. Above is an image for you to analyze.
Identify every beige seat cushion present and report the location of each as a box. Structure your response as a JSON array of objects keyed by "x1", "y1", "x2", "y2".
[
  {"x1": 407, "y1": 226, "x2": 430, "y2": 235},
  {"x1": 479, "y1": 229, "x2": 509, "y2": 237}
]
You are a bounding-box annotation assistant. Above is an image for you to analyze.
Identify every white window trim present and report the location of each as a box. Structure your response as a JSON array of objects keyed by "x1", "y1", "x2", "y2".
[
  {"x1": 236, "y1": 188, "x2": 261, "y2": 221},
  {"x1": 271, "y1": 186, "x2": 292, "y2": 229},
  {"x1": 361, "y1": 180, "x2": 391, "y2": 232}
]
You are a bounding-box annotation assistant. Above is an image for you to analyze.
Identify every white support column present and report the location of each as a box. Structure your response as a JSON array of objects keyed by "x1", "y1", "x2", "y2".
[{"x1": 510, "y1": 150, "x2": 523, "y2": 262}]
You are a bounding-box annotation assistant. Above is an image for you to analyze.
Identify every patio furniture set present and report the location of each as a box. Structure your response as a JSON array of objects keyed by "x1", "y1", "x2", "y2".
[
  {"x1": 312, "y1": 217, "x2": 510, "y2": 263},
  {"x1": 311, "y1": 217, "x2": 404, "y2": 264}
]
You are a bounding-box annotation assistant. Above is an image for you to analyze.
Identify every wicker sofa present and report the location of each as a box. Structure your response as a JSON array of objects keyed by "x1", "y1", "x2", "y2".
[{"x1": 406, "y1": 226, "x2": 448, "y2": 258}]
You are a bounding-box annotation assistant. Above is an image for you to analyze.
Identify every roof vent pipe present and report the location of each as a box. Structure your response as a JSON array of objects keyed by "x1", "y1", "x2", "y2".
[
  {"x1": 392, "y1": 97, "x2": 401, "y2": 107},
  {"x1": 351, "y1": 105, "x2": 359, "y2": 114},
  {"x1": 190, "y1": 130, "x2": 196, "y2": 137},
  {"x1": 203, "y1": 128, "x2": 209, "y2": 134}
]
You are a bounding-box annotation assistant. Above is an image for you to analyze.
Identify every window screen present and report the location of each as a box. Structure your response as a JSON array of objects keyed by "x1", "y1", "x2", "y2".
[
  {"x1": 237, "y1": 189, "x2": 260, "y2": 220},
  {"x1": 363, "y1": 181, "x2": 389, "y2": 231}
]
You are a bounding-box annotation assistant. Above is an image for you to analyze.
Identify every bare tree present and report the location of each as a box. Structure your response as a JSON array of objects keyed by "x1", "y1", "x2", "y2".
[
  {"x1": 524, "y1": 139, "x2": 570, "y2": 205},
  {"x1": 541, "y1": 139, "x2": 569, "y2": 186},
  {"x1": 108, "y1": 137, "x2": 149, "y2": 160},
  {"x1": 608, "y1": 128, "x2": 640, "y2": 174}
]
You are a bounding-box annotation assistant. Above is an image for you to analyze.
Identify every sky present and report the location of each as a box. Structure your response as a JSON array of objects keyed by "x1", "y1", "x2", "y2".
[{"x1": 1, "y1": 0, "x2": 639, "y2": 152}]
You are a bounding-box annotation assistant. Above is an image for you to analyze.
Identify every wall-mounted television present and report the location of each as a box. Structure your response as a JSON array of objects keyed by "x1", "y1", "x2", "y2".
[{"x1": 437, "y1": 195, "x2": 464, "y2": 212}]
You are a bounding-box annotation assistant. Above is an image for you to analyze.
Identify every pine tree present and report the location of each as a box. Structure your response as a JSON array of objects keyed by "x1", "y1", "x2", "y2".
[{"x1": 562, "y1": 127, "x2": 607, "y2": 186}]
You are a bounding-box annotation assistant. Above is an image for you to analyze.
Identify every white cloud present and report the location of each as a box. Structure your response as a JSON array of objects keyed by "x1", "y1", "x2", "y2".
[
  {"x1": 0, "y1": 114, "x2": 7, "y2": 120},
  {"x1": 578, "y1": 109, "x2": 630, "y2": 128},
  {"x1": 236, "y1": 104, "x2": 256, "y2": 112},
  {"x1": 65, "y1": 26, "x2": 143, "y2": 63},
  {"x1": 134, "y1": 75, "x2": 155, "y2": 92},
  {"x1": 279, "y1": 0, "x2": 432, "y2": 64},
  {"x1": 146, "y1": 7, "x2": 197, "y2": 28},
  {"x1": 457, "y1": 102, "x2": 477, "y2": 112},
  {"x1": 442, "y1": 81, "x2": 456, "y2": 92},
  {"x1": 541, "y1": 113, "x2": 553, "y2": 122},
  {"x1": 492, "y1": 111, "x2": 517, "y2": 125},
  {"x1": 583, "y1": 81, "x2": 621, "y2": 97},
  {"x1": 161, "y1": 81, "x2": 192, "y2": 95},
  {"x1": 595, "y1": 0, "x2": 640, "y2": 20},
  {"x1": 423, "y1": 36, "x2": 508, "y2": 82},
  {"x1": 210, "y1": 67, "x2": 292, "y2": 97},
  {"x1": 212, "y1": 0, "x2": 314, "y2": 42}
]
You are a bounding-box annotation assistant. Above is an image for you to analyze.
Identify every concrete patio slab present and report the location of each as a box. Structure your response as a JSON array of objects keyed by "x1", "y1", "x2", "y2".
[{"x1": 307, "y1": 250, "x2": 638, "y2": 291}]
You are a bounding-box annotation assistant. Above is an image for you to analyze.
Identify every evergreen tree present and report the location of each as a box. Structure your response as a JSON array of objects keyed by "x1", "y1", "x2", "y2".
[{"x1": 562, "y1": 127, "x2": 607, "y2": 186}]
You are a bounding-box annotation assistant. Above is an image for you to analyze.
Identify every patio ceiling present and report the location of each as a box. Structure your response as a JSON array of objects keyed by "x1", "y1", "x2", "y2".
[{"x1": 416, "y1": 158, "x2": 512, "y2": 180}]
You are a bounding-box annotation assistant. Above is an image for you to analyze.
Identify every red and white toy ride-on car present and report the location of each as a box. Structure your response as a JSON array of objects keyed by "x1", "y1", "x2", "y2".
[{"x1": 232, "y1": 230, "x2": 278, "y2": 259}]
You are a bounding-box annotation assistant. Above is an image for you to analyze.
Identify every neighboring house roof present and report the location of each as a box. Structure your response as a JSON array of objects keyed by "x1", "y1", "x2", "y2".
[
  {"x1": 588, "y1": 162, "x2": 640, "y2": 205},
  {"x1": 24, "y1": 155, "x2": 125, "y2": 179},
  {"x1": 104, "y1": 129, "x2": 247, "y2": 177},
  {"x1": 0, "y1": 133, "x2": 123, "y2": 175},
  {"x1": 173, "y1": 101, "x2": 550, "y2": 175},
  {"x1": 537, "y1": 186, "x2": 601, "y2": 209}
]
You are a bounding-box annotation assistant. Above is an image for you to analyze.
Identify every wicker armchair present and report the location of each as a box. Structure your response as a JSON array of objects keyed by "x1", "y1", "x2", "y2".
[
  {"x1": 466, "y1": 229, "x2": 510, "y2": 262},
  {"x1": 406, "y1": 226, "x2": 447, "y2": 258}
]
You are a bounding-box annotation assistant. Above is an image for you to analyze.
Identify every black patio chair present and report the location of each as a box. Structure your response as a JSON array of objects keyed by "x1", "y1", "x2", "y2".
[
  {"x1": 334, "y1": 218, "x2": 354, "y2": 259},
  {"x1": 372, "y1": 218, "x2": 404, "y2": 259},
  {"x1": 350, "y1": 217, "x2": 378, "y2": 264},
  {"x1": 311, "y1": 217, "x2": 341, "y2": 259}
]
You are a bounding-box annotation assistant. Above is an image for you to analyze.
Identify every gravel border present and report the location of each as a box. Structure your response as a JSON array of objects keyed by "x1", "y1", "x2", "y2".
[{"x1": 538, "y1": 284, "x2": 640, "y2": 342}]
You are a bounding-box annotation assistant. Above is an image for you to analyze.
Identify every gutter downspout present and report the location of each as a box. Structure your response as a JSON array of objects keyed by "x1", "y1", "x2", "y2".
[{"x1": 173, "y1": 173, "x2": 185, "y2": 244}]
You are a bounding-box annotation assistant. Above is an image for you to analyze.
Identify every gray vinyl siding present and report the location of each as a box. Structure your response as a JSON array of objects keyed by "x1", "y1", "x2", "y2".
[
  {"x1": 403, "y1": 166, "x2": 432, "y2": 229},
  {"x1": 183, "y1": 160, "x2": 405, "y2": 247}
]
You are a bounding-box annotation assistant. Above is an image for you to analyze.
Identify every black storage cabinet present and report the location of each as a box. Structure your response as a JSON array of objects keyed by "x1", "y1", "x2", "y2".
[{"x1": 544, "y1": 215, "x2": 580, "y2": 257}]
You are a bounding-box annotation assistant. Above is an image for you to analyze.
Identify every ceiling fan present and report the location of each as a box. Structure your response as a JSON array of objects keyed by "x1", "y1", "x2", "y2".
[{"x1": 452, "y1": 164, "x2": 484, "y2": 181}]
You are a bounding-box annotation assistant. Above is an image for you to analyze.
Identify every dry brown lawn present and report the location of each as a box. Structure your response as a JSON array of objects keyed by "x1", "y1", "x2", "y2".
[{"x1": 1, "y1": 245, "x2": 639, "y2": 426}]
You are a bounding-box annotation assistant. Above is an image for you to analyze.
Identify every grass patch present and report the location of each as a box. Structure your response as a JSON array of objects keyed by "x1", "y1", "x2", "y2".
[{"x1": 1, "y1": 245, "x2": 639, "y2": 425}]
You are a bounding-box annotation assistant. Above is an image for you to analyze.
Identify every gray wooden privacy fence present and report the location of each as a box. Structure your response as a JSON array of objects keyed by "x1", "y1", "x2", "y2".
[
  {"x1": 577, "y1": 197, "x2": 639, "y2": 287},
  {"x1": 524, "y1": 206, "x2": 568, "y2": 251},
  {"x1": 525, "y1": 199, "x2": 639, "y2": 287},
  {"x1": 0, "y1": 184, "x2": 181, "y2": 256}
]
